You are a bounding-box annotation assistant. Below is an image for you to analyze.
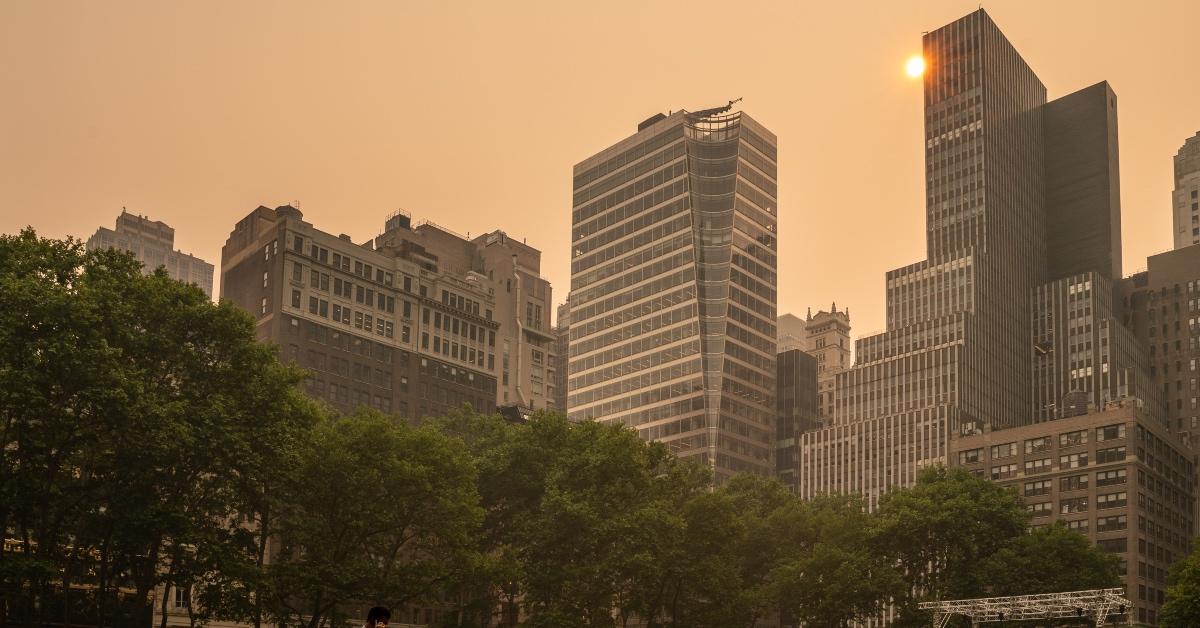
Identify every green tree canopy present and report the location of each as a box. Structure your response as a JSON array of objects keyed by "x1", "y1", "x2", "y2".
[
  {"x1": 873, "y1": 466, "x2": 1031, "y2": 626},
  {"x1": 1161, "y1": 538, "x2": 1200, "y2": 628},
  {"x1": 0, "y1": 229, "x2": 316, "y2": 627},
  {"x1": 265, "y1": 410, "x2": 483, "y2": 628},
  {"x1": 979, "y1": 521, "x2": 1121, "y2": 596}
]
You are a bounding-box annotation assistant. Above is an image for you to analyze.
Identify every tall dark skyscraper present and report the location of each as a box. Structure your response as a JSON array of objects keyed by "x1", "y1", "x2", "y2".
[
  {"x1": 567, "y1": 105, "x2": 779, "y2": 482},
  {"x1": 776, "y1": 348, "x2": 818, "y2": 493},
  {"x1": 797, "y1": 10, "x2": 1155, "y2": 505}
]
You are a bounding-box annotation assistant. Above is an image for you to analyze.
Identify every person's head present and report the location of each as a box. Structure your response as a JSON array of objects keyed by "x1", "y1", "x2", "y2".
[{"x1": 366, "y1": 606, "x2": 390, "y2": 627}]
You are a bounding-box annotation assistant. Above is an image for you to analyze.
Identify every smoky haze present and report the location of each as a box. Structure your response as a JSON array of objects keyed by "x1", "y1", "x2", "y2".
[{"x1": 1, "y1": 0, "x2": 1197, "y2": 336}]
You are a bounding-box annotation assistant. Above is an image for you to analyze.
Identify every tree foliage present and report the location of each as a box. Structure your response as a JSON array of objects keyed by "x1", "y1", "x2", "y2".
[
  {"x1": 979, "y1": 521, "x2": 1121, "y2": 596},
  {"x1": 1161, "y1": 539, "x2": 1200, "y2": 628},
  {"x1": 264, "y1": 410, "x2": 482, "y2": 628},
  {"x1": 0, "y1": 229, "x2": 315, "y2": 626},
  {"x1": 874, "y1": 467, "x2": 1120, "y2": 627}
]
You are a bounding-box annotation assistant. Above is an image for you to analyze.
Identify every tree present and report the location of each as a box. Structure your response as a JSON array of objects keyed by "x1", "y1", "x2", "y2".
[
  {"x1": 0, "y1": 230, "x2": 314, "y2": 627},
  {"x1": 722, "y1": 475, "x2": 797, "y2": 627},
  {"x1": 766, "y1": 495, "x2": 901, "y2": 628},
  {"x1": 979, "y1": 521, "x2": 1121, "y2": 596},
  {"x1": 872, "y1": 466, "x2": 1030, "y2": 626},
  {"x1": 265, "y1": 410, "x2": 483, "y2": 628},
  {"x1": 513, "y1": 416, "x2": 681, "y2": 626},
  {"x1": 436, "y1": 411, "x2": 718, "y2": 627},
  {"x1": 1161, "y1": 540, "x2": 1200, "y2": 628}
]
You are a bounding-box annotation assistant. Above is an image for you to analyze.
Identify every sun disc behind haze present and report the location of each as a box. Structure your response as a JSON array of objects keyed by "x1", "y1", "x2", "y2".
[{"x1": 906, "y1": 55, "x2": 926, "y2": 78}]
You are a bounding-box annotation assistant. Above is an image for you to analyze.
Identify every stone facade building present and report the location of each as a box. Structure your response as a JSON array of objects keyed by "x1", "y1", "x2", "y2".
[
  {"x1": 373, "y1": 214, "x2": 556, "y2": 414},
  {"x1": 220, "y1": 204, "x2": 557, "y2": 420}
]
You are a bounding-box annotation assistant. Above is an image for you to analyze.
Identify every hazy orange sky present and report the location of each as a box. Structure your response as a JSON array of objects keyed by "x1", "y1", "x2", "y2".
[{"x1": 2, "y1": 1, "x2": 1197, "y2": 337}]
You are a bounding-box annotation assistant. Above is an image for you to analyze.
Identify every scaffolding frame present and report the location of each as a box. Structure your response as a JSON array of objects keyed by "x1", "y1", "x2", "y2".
[{"x1": 918, "y1": 588, "x2": 1130, "y2": 627}]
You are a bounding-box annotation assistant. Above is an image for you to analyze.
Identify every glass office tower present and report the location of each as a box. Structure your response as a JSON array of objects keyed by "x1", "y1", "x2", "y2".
[{"x1": 568, "y1": 107, "x2": 779, "y2": 481}]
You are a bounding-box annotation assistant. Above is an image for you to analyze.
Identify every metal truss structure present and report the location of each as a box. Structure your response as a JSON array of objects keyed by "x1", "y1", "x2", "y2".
[{"x1": 919, "y1": 588, "x2": 1131, "y2": 627}]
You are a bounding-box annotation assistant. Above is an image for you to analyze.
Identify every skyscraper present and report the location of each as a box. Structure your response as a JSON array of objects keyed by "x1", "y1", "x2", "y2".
[
  {"x1": 798, "y1": 10, "x2": 1153, "y2": 505},
  {"x1": 1172, "y1": 132, "x2": 1200, "y2": 249},
  {"x1": 567, "y1": 105, "x2": 779, "y2": 481},
  {"x1": 86, "y1": 210, "x2": 215, "y2": 298}
]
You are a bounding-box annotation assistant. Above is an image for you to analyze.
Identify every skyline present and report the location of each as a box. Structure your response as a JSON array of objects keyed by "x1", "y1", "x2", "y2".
[{"x1": 2, "y1": 1, "x2": 1199, "y2": 336}]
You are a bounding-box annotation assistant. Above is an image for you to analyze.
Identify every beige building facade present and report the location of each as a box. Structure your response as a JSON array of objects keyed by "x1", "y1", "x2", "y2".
[
  {"x1": 373, "y1": 213, "x2": 557, "y2": 413},
  {"x1": 805, "y1": 306, "x2": 851, "y2": 420},
  {"x1": 86, "y1": 210, "x2": 215, "y2": 298}
]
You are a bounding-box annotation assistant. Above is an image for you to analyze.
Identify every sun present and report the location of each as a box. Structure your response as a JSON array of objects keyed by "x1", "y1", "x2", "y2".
[{"x1": 905, "y1": 55, "x2": 926, "y2": 78}]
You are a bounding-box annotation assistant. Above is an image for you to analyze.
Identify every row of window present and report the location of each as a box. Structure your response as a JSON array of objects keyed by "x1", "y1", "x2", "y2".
[
  {"x1": 1027, "y1": 492, "x2": 1127, "y2": 517},
  {"x1": 962, "y1": 424, "x2": 1127, "y2": 464},
  {"x1": 298, "y1": 291, "x2": 401, "y2": 340},
  {"x1": 1022, "y1": 469, "x2": 1128, "y2": 496}
]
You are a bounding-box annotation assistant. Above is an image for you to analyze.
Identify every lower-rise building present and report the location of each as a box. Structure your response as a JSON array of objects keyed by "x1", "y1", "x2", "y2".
[
  {"x1": 951, "y1": 402, "x2": 1195, "y2": 626},
  {"x1": 221, "y1": 205, "x2": 498, "y2": 419},
  {"x1": 797, "y1": 407, "x2": 953, "y2": 509}
]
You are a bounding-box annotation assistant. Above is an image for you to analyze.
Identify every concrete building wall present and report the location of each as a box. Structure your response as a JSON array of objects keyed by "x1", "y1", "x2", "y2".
[{"x1": 374, "y1": 218, "x2": 556, "y2": 413}]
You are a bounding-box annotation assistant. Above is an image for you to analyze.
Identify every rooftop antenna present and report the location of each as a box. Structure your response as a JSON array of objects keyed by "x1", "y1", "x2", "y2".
[{"x1": 689, "y1": 97, "x2": 744, "y2": 119}]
